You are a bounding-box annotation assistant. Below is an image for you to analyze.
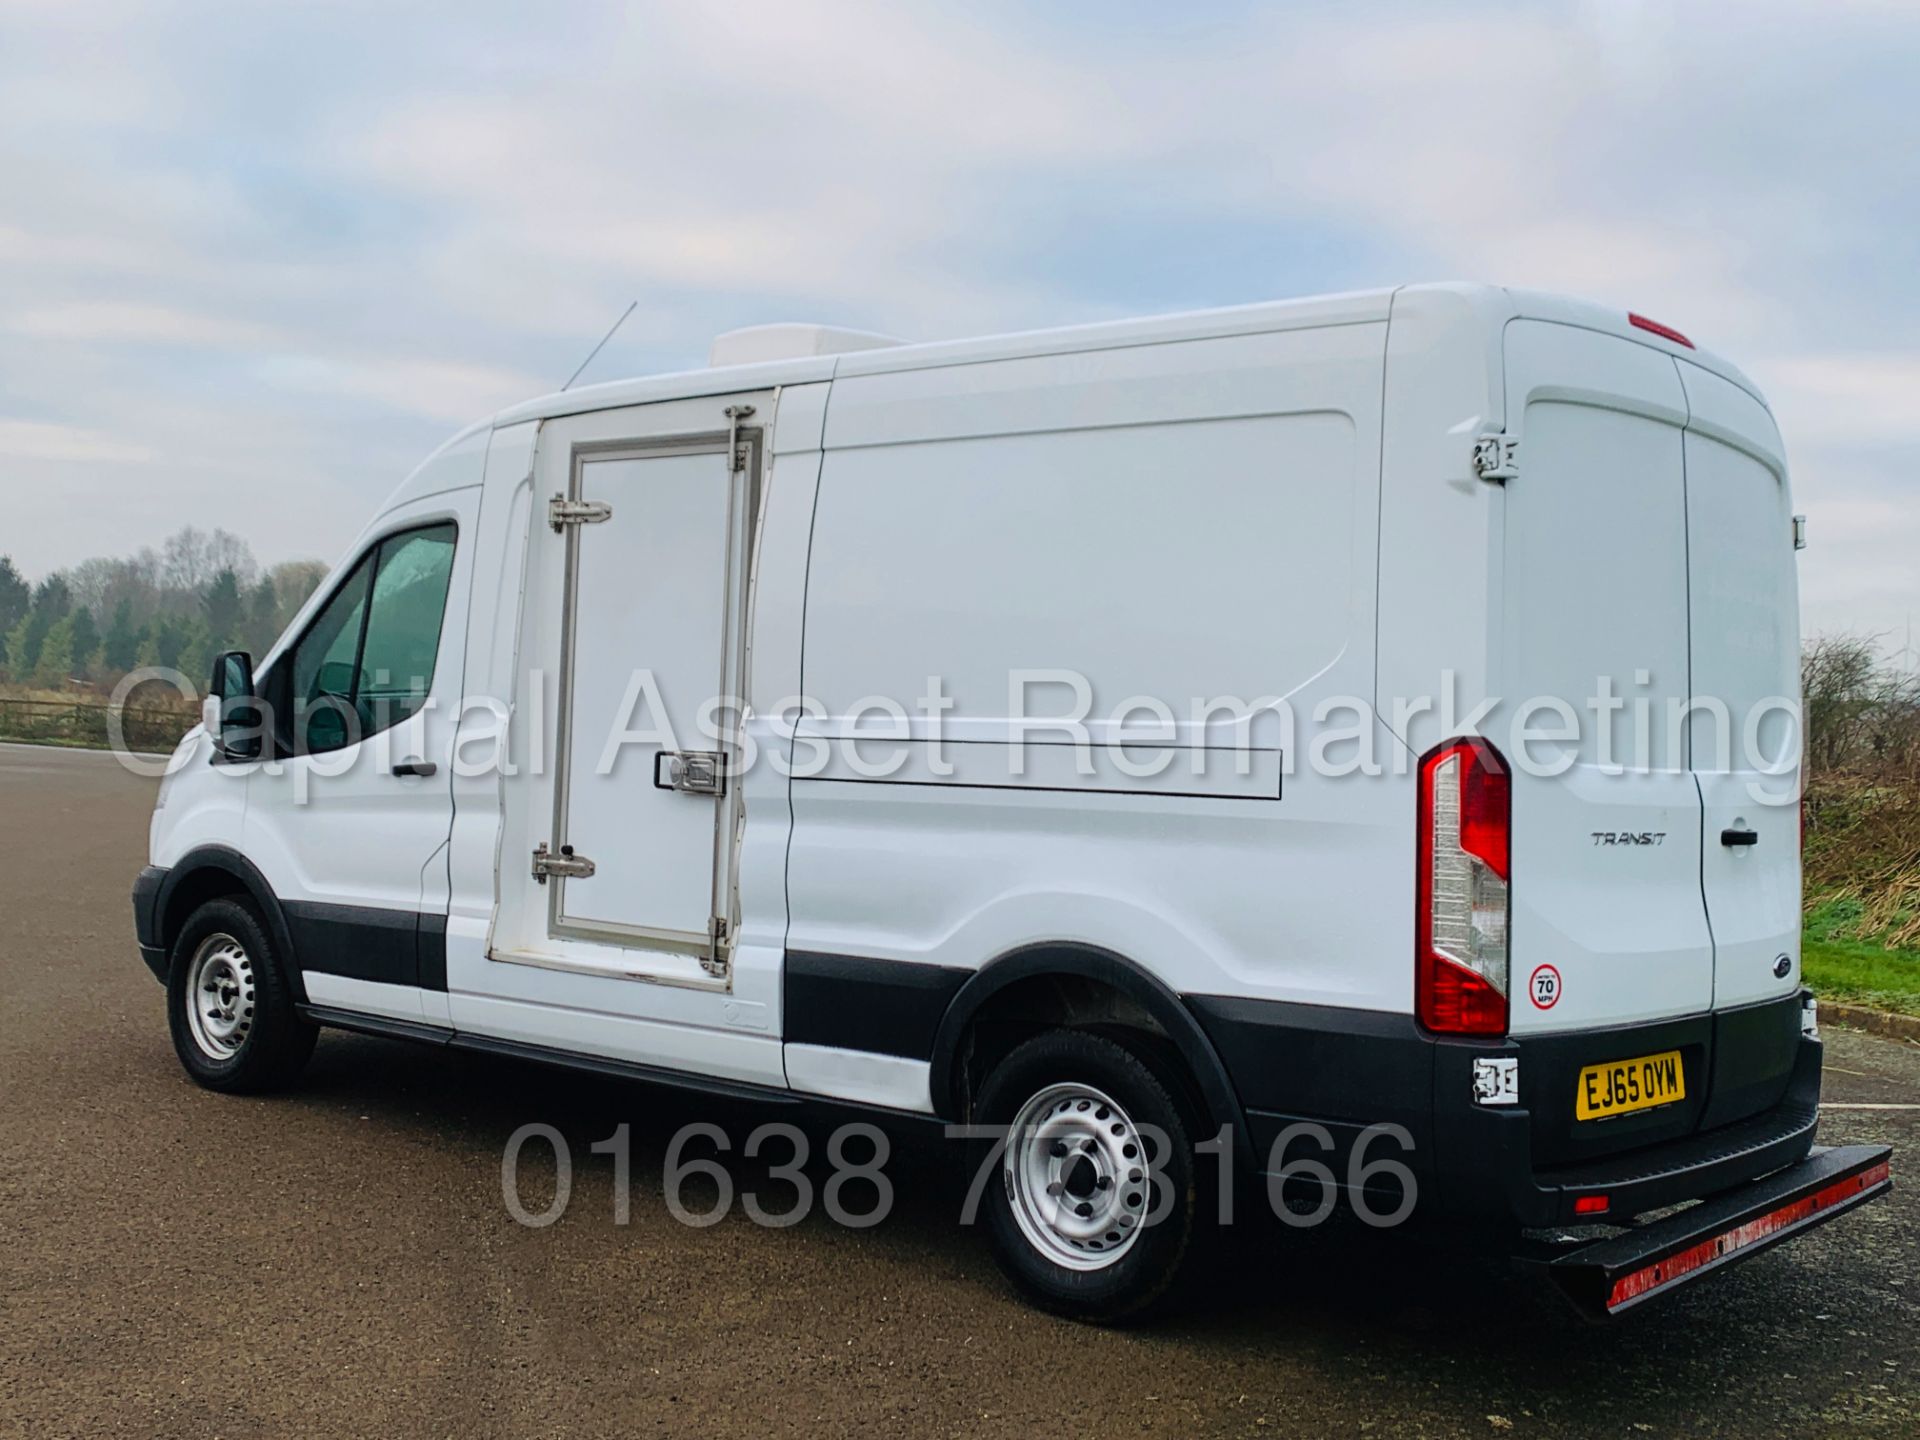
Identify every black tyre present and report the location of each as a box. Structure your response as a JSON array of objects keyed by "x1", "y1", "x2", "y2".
[
  {"x1": 166, "y1": 896, "x2": 316, "y2": 1093},
  {"x1": 973, "y1": 1028, "x2": 1200, "y2": 1323}
]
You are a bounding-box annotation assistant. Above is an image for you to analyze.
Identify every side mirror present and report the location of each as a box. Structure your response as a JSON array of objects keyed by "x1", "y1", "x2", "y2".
[{"x1": 209, "y1": 650, "x2": 262, "y2": 760}]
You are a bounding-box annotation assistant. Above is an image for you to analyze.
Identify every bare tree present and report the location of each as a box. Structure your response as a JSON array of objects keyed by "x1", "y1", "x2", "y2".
[
  {"x1": 266, "y1": 559, "x2": 329, "y2": 629},
  {"x1": 159, "y1": 526, "x2": 258, "y2": 594},
  {"x1": 1803, "y1": 633, "x2": 1920, "y2": 782}
]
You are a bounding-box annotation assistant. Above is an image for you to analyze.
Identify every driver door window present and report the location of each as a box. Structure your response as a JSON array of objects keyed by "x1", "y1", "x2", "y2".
[{"x1": 287, "y1": 524, "x2": 457, "y2": 755}]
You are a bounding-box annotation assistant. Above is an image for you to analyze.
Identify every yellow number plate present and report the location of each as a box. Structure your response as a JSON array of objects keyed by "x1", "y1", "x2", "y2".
[{"x1": 1575, "y1": 1049, "x2": 1686, "y2": 1121}]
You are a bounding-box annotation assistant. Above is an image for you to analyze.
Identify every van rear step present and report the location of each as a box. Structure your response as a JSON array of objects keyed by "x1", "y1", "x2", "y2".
[{"x1": 1526, "y1": 1144, "x2": 1892, "y2": 1320}]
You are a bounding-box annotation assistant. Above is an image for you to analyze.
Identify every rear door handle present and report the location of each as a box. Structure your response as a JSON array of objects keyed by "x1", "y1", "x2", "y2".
[
  {"x1": 392, "y1": 759, "x2": 438, "y2": 778},
  {"x1": 653, "y1": 750, "x2": 726, "y2": 797},
  {"x1": 1720, "y1": 827, "x2": 1759, "y2": 847}
]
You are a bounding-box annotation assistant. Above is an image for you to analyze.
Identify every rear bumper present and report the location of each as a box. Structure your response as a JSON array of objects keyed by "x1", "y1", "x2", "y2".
[
  {"x1": 1432, "y1": 1023, "x2": 1823, "y2": 1229},
  {"x1": 1531, "y1": 1142, "x2": 1893, "y2": 1319},
  {"x1": 1188, "y1": 990, "x2": 1828, "y2": 1230},
  {"x1": 132, "y1": 865, "x2": 168, "y2": 983}
]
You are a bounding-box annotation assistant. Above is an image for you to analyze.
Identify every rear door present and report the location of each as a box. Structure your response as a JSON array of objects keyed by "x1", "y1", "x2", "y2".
[
  {"x1": 1679, "y1": 363, "x2": 1802, "y2": 1010},
  {"x1": 1500, "y1": 320, "x2": 1714, "y2": 1034}
]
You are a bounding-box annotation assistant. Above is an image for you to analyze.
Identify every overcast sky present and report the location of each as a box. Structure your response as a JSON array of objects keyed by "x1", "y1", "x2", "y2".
[{"x1": 1, "y1": 0, "x2": 1915, "y2": 648}]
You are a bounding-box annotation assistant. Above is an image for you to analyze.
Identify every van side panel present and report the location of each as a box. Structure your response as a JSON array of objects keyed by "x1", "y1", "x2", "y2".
[
  {"x1": 803, "y1": 413, "x2": 1355, "y2": 725},
  {"x1": 1373, "y1": 284, "x2": 1514, "y2": 758},
  {"x1": 786, "y1": 324, "x2": 1399, "y2": 1032}
]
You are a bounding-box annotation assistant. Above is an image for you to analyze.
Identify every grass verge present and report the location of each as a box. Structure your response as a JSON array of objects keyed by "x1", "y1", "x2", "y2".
[{"x1": 1803, "y1": 931, "x2": 1920, "y2": 1018}]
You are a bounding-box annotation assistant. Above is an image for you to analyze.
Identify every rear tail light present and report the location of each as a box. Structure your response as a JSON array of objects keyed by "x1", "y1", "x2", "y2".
[{"x1": 1418, "y1": 739, "x2": 1511, "y2": 1035}]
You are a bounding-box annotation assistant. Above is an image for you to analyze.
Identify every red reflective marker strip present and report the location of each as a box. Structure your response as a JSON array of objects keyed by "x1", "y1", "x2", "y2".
[
  {"x1": 1628, "y1": 313, "x2": 1695, "y2": 348},
  {"x1": 1607, "y1": 1161, "x2": 1890, "y2": 1310},
  {"x1": 1572, "y1": 1195, "x2": 1610, "y2": 1216}
]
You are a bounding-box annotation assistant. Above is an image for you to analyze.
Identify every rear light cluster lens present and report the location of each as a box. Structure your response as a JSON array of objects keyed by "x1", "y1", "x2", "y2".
[
  {"x1": 1628, "y1": 312, "x2": 1695, "y2": 348},
  {"x1": 1418, "y1": 739, "x2": 1511, "y2": 1035}
]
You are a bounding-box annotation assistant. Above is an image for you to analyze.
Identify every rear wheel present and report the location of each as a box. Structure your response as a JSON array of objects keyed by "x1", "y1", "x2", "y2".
[
  {"x1": 974, "y1": 1029, "x2": 1200, "y2": 1322},
  {"x1": 166, "y1": 897, "x2": 315, "y2": 1092}
]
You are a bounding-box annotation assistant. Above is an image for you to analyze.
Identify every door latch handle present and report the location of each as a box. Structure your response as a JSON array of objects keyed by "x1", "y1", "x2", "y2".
[
  {"x1": 1720, "y1": 827, "x2": 1759, "y2": 847},
  {"x1": 392, "y1": 759, "x2": 438, "y2": 778},
  {"x1": 653, "y1": 750, "x2": 726, "y2": 797}
]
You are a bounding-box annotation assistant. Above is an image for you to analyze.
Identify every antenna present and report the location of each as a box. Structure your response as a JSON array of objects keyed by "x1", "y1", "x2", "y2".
[{"x1": 562, "y1": 300, "x2": 639, "y2": 391}]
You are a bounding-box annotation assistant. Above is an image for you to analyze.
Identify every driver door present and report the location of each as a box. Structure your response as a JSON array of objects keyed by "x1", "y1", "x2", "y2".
[{"x1": 243, "y1": 491, "x2": 479, "y2": 1023}]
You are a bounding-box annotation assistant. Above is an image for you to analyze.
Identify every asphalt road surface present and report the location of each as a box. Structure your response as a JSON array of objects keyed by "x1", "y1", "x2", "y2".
[{"x1": 1, "y1": 742, "x2": 1915, "y2": 1438}]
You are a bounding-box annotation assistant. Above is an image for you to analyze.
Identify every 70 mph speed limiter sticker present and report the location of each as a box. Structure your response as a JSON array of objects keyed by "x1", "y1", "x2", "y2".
[{"x1": 1529, "y1": 964, "x2": 1562, "y2": 1010}]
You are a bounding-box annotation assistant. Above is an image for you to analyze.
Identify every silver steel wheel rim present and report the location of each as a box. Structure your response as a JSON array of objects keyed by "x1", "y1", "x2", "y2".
[
  {"x1": 185, "y1": 933, "x2": 256, "y2": 1061},
  {"x1": 1003, "y1": 1082, "x2": 1150, "y2": 1272}
]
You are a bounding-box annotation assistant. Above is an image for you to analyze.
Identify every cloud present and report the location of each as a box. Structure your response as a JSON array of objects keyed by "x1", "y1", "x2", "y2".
[
  {"x1": 1763, "y1": 354, "x2": 1920, "y2": 447},
  {"x1": 255, "y1": 353, "x2": 550, "y2": 425},
  {"x1": 0, "y1": 0, "x2": 1916, "y2": 649},
  {"x1": 11, "y1": 300, "x2": 281, "y2": 348},
  {"x1": 0, "y1": 418, "x2": 154, "y2": 464}
]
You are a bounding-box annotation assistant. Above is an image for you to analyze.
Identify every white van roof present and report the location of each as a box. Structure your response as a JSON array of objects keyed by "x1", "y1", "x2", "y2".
[
  {"x1": 490, "y1": 283, "x2": 1765, "y2": 429},
  {"x1": 707, "y1": 323, "x2": 904, "y2": 368}
]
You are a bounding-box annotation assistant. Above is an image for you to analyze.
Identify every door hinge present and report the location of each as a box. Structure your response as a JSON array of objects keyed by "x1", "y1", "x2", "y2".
[
  {"x1": 1472, "y1": 434, "x2": 1520, "y2": 483},
  {"x1": 724, "y1": 404, "x2": 755, "y2": 472},
  {"x1": 531, "y1": 842, "x2": 597, "y2": 883},
  {"x1": 702, "y1": 916, "x2": 731, "y2": 978},
  {"x1": 549, "y1": 495, "x2": 614, "y2": 532}
]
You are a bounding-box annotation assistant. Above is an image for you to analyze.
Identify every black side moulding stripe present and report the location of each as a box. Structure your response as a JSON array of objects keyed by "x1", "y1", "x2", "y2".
[
  {"x1": 416, "y1": 911, "x2": 449, "y2": 993},
  {"x1": 784, "y1": 950, "x2": 971, "y2": 1059},
  {"x1": 284, "y1": 900, "x2": 449, "y2": 993}
]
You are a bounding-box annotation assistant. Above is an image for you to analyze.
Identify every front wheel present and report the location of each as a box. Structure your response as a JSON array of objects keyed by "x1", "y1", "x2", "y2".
[
  {"x1": 166, "y1": 896, "x2": 316, "y2": 1093},
  {"x1": 974, "y1": 1029, "x2": 1200, "y2": 1323}
]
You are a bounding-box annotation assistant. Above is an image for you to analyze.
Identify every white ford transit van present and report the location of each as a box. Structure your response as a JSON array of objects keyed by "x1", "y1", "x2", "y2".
[{"x1": 133, "y1": 283, "x2": 1890, "y2": 1320}]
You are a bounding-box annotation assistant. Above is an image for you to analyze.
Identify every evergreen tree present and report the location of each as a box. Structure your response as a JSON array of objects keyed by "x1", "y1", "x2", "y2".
[
  {"x1": 0, "y1": 556, "x2": 28, "y2": 635},
  {"x1": 33, "y1": 614, "x2": 75, "y2": 688},
  {"x1": 202, "y1": 568, "x2": 244, "y2": 645},
  {"x1": 246, "y1": 575, "x2": 278, "y2": 654},
  {"x1": 12, "y1": 575, "x2": 71, "y2": 674},
  {"x1": 68, "y1": 606, "x2": 100, "y2": 678},
  {"x1": 139, "y1": 616, "x2": 187, "y2": 672},
  {"x1": 103, "y1": 599, "x2": 141, "y2": 674},
  {"x1": 30, "y1": 574, "x2": 71, "y2": 624},
  {"x1": 176, "y1": 621, "x2": 216, "y2": 695},
  {"x1": 15, "y1": 610, "x2": 47, "y2": 673},
  {"x1": 0, "y1": 617, "x2": 18, "y2": 676}
]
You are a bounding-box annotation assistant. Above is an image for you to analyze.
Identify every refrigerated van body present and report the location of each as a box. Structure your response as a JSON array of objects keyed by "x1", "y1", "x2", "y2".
[{"x1": 136, "y1": 283, "x2": 1891, "y2": 1319}]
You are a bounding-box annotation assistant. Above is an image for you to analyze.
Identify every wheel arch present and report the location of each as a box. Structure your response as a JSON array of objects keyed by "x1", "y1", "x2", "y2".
[
  {"x1": 928, "y1": 942, "x2": 1252, "y2": 1171},
  {"x1": 154, "y1": 846, "x2": 307, "y2": 1004}
]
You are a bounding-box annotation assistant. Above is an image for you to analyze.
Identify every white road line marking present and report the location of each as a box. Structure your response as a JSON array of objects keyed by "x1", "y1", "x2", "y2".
[{"x1": 1821, "y1": 1103, "x2": 1920, "y2": 1110}]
